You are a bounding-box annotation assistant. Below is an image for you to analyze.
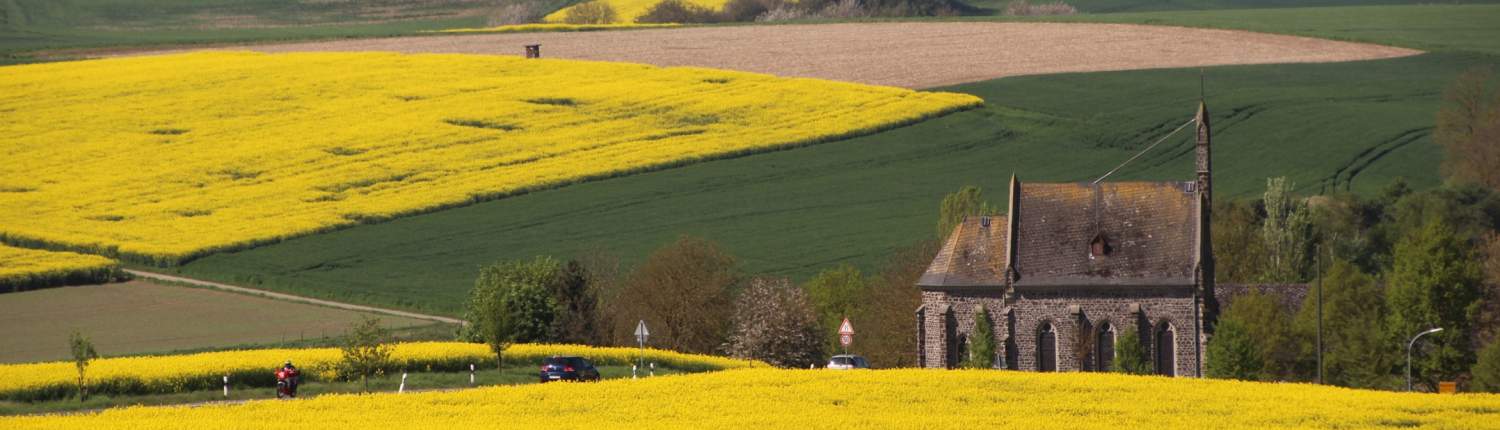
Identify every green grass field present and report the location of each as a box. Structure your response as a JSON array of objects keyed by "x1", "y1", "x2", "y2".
[
  {"x1": 172, "y1": 1, "x2": 1500, "y2": 315},
  {"x1": 966, "y1": 0, "x2": 1500, "y2": 14},
  {"x1": 0, "y1": 281, "x2": 441, "y2": 363},
  {"x1": 9, "y1": 3, "x2": 1497, "y2": 316},
  {"x1": 0, "y1": 0, "x2": 548, "y2": 63}
]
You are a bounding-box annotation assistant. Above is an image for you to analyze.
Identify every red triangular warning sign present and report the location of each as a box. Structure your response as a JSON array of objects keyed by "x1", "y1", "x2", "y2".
[{"x1": 838, "y1": 318, "x2": 854, "y2": 335}]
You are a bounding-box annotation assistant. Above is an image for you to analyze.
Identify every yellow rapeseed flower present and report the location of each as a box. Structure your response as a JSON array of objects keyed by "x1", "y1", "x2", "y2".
[
  {"x1": 544, "y1": 0, "x2": 729, "y2": 24},
  {"x1": 0, "y1": 342, "x2": 761, "y2": 400},
  {"x1": 3, "y1": 368, "x2": 1498, "y2": 428},
  {"x1": 0, "y1": 52, "x2": 980, "y2": 265},
  {"x1": 0, "y1": 245, "x2": 117, "y2": 289},
  {"x1": 438, "y1": 23, "x2": 682, "y2": 33}
]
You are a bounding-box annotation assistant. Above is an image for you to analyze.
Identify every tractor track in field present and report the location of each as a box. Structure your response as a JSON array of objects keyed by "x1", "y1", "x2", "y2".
[
  {"x1": 123, "y1": 269, "x2": 465, "y2": 326},
  {"x1": 118, "y1": 22, "x2": 1423, "y2": 89}
]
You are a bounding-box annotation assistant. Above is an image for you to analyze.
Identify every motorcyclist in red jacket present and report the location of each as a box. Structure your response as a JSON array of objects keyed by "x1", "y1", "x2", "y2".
[{"x1": 276, "y1": 361, "x2": 301, "y2": 398}]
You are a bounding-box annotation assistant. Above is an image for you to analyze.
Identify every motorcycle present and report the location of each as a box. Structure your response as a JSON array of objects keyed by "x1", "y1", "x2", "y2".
[{"x1": 275, "y1": 367, "x2": 301, "y2": 399}]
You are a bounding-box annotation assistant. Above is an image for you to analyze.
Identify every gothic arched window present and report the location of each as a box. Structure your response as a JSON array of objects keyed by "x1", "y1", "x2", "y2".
[{"x1": 1038, "y1": 322, "x2": 1057, "y2": 372}]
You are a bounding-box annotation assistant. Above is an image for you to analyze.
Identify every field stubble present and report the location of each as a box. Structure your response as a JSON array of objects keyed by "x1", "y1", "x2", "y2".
[{"x1": 160, "y1": 22, "x2": 1421, "y2": 89}]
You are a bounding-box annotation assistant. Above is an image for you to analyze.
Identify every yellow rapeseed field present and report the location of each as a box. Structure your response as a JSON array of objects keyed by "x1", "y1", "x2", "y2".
[
  {"x1": 544, "y1": 0, "x2": 729, "y2": 23},
  {"x1": 5, "y1": 368, "x2": 1497, "y2": 429},
  {"x1": 0, "y1": 342, "x2": 760, "y2": 401},
  {"x1": 0, "y1": 52, "x2": 980, "y2": 264},
  {"x1": 0, "y1": 245, "x2": 117, "y2": 291},
  {"x1": 438, "y1": 23, "x2": 681, "y2": 33}
]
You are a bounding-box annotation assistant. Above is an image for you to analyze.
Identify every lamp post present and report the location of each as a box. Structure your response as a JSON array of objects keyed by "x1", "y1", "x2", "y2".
[{"x1": 1407, "y1": 327, "x2": 1443, "y2": 392}]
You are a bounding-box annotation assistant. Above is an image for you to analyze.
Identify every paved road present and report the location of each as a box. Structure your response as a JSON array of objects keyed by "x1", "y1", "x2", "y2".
[{"x1": 124, "y1": 269, "x2": 466, "y2": 326}]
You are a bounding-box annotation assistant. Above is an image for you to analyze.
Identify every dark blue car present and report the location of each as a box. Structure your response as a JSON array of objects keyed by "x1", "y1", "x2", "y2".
[{"x1": 539, "y1": 356, "x2": 601, "y2": 383}]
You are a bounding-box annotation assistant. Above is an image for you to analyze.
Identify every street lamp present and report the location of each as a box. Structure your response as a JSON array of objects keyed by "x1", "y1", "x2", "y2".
[{"x1": 1407, "y1": 327, "x2": 1443, "y2": 392}]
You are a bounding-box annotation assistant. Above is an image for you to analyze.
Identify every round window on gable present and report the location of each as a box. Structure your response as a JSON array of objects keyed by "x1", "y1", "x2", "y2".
[{"x1": 1089, "y1": 233, "x2": 1112, "y2": 259}]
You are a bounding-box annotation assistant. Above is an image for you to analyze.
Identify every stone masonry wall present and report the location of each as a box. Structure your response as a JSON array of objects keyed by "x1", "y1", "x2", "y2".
[{"x1": 921, "y1": 287, "x2": 1203, "y2": 376}]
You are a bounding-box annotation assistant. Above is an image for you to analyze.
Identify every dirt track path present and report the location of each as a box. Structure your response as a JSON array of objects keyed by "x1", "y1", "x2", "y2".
[
  {"x1": 139, "y1": 22, "x2": 1421, "y2": 89},
  {"x1": 124, "y1": 269, "x2": 465, "y2": 326}
]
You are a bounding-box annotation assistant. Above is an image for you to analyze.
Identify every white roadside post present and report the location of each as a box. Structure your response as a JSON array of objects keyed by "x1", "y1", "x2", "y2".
[
  {"x1": 650, "y1": 362, "x2": 655, "y2": 377},
  {"x1": 634, "y1": 320, "x2": 650, "y2": 380},
  {"x1": 399, "y1": 372, "x2": 408, "y2": 393},
  {"x1": 222, "y1": 375, "x2": 229, "y2": 398},
  {"x1": 470, "y1": 363, "x2": 476, "y2": 385}
]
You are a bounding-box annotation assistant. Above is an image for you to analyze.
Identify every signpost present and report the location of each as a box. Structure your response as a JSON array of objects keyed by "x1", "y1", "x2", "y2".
[
  {"x1": 634, "y1": 320, "x2": 650, "y2": 379},
  {"x1": 838, "y1": 317, "x2": 855, "y2": 355}
]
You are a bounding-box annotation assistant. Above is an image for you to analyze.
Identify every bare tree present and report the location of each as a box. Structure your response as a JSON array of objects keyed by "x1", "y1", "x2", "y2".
[
  {"x1": 1436, "y1": 66, "x2": 1500, "y2": 191},
  {"x1": 851, "y1": 241, "x2": 936, "y2": 368},
  {"x1": 615, "y1": 236, "x2": 738, "y2": 354}
]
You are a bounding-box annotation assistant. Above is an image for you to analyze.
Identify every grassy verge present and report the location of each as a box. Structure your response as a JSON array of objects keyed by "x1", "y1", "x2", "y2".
[
  {"x1": 0, "y1": 280, "x2": 440, "y2": 364},
  {"x1": 0, "y1": 365, "x2": 679, "y2": 416}
]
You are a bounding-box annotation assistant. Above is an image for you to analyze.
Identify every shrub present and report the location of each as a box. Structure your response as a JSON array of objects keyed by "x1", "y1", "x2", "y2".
[
  {"x1": 637, "y1": 0, "x2": 721, "y2": 24},
  {"x1": 721, "y1": 0, "x2": 782, "y2": 21},
  {"x1": 960, "y1": 306, "x2": 996, "y2": 369},
  {"x1": 820, "y1": 0, "x2": 872, "y2": 19},
  {"x1": 1206, "y1": 317, "x2": 1261, "y2": 380},
  {"x1": 754, "y1": 5, "x2": 807, "y2": 22},
  {"x1": 486, "y1": 2, "x2": 548, "y2": 26},
  {"x1": 563, "y1": 1, "x2": 619, "y2": 24},
  {"x1": 1003, "y1": 0, "x2": 1076, "y2": 16},
  {"x1": 1115, "y1": 326, "x2": 1151, "y2": 375}
]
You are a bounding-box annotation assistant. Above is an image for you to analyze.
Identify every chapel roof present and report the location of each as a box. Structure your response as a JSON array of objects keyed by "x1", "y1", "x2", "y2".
[{"x1": 918, "y1": 180, "x2": 1202, "y2": 289}]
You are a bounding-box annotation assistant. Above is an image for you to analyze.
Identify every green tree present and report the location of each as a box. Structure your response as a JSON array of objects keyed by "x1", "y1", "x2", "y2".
[
  {"x1": 1213, "y1": 199, "x2": 1267, "y2": 283},
  {"x1": 960, "y1": 306, "x2": 996, "y2": 369},
  {"x1": 1261, "y1": 177, "x2": 1313, "y2": 283},
  {"x1": 68, "y1": 330, "x2": 98, "y2": 402},
  {"x1": 463, "y1": 256, "x2": 562, "y2": 368},
  {"x1": 1387, "y1": 219, "x2": 1485, "y2": 390},
  {"x1": 1472, "y1": 340, "x2": 1500, "y2": 392},
  {"x1": 551, "y1": 260, "x2": 603, "y2": 345},
  {"x1": 1115, "y1": 326, "x2": 1150, "y2": 375},
  {"x1": 937, "y1": 185, "x2": 998, "y2": 240},
  {"x1": 1224, "y1": 288, "x2": 1302, "y2": 381},
  {"x1": 1293, "y1": 259, "x2": 1397, "y2": 389},
  {"x1": 339, "y1": 315, "x2": 393, "y2": 392},
  {"x1": 1470, "y1": 340, "x2": 1500, "y2": 395},
  {"x1": 1207, "y1": 316, "x2": 1261, "y2": 380},
  {"x1": 803, "y1": 264, "x2": 867, "y2": 354}
]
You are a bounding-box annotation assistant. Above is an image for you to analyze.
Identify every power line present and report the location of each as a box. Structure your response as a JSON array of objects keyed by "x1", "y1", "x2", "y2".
[{"x1": 1092, "y1": 116, "x2": 1194, "y2": 185}]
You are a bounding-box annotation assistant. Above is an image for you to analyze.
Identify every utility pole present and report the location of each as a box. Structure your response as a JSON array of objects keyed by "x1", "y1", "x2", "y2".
[{"x1": 1316, "y1": 244, "x2": 1324, "y2": 385}]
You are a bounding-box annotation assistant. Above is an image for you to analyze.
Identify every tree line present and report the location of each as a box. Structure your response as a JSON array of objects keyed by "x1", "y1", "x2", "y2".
[
  {"x1": 459, "y1": 233, "x2": 938, "y2": 370},
  {"x1": 1206, "y1": 67, "x2": 1500, "y2": 392}
]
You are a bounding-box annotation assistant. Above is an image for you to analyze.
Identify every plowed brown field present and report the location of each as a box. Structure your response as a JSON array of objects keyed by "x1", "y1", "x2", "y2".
[{"x1": 151, "y1": 22, "x2": 1420, "y2": 88}]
